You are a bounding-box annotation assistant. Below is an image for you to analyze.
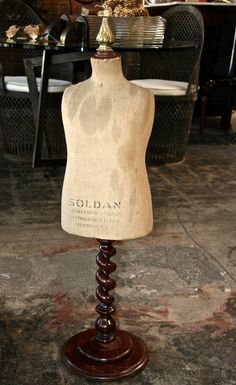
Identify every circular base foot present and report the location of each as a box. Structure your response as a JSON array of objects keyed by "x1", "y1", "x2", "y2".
[{"x1": 63, "y1": 329, "x2": 148, "y2": 381}]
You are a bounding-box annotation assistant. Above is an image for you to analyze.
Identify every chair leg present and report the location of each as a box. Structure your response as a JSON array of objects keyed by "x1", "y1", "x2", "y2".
[
  {"x1": 199, "y1": 94, "x2": 208, "y2": 136},
  {"x1": 221, "y1": 87, "x2": 234, "y2": 133}
]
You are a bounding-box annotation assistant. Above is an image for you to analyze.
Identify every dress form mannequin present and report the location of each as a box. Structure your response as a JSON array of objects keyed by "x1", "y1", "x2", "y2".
[
  {"x1": 61, "y1": 52, "x2": 154, "y2": 240},
  {"x1": 61, "y1": 18, "x2": 155, "y2": 380}
]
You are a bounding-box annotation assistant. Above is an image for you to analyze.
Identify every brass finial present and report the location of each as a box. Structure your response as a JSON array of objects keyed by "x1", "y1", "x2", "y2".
[{"x1": 96, "y1": 17, "x2": 114, "y2": 52}]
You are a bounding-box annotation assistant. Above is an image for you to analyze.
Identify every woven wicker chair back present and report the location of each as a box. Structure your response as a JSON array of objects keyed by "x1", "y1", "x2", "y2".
[
  {"x1": 0, "y1": 0, "x2": 44, "y2": 76},
  {"x1": 140, "y1": 5, "x2": 204, "y2": 86},
  {"x1": 136, "y1": 5, "x2": 205, "y2": 165},
  {"x1": 0, "y1": 0, "x2": 42, "y2": 30}
]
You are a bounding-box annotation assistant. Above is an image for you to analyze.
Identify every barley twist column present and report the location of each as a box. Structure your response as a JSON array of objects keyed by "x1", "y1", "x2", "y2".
[{"x1": 95, "y1": 239, "x2": 116, "y2": 343}]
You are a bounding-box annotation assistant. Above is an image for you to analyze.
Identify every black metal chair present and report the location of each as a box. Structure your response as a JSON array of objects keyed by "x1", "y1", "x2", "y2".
[
  {"x1": 131, "y1": 5, "x2": 204, "y2": 165},
  {"x1": 198, "y1": 13, "x2": 236, "y2": 135},
  {"x1": 0, "y1": 0, "x2": 73, "y2": 161}
]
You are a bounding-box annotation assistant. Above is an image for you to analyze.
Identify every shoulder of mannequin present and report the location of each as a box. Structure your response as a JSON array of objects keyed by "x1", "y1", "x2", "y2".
[{"x1": 63, "y1": 78, "x2": 92, "y2": 99}]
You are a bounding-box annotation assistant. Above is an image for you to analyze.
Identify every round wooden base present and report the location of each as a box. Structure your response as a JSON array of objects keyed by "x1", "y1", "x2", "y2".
[{"x1": 63, "y1": 329, "x2": 149, "y2": 381}]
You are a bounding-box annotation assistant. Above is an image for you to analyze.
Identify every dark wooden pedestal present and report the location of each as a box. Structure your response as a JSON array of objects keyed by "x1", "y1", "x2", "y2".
[{"x1": 63, "y1": 239, "x2": 148, "y2": 381}]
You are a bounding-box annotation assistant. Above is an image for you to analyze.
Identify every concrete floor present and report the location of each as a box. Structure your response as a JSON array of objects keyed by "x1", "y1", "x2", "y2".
[{"x1": 0, "y1": 120, "x2": 236, "y2": 385}]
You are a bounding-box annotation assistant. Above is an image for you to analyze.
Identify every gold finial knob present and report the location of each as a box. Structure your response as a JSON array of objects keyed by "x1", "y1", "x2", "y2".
[{"x1": 96, "y1": 17, "x2": 114, "y2": 52}]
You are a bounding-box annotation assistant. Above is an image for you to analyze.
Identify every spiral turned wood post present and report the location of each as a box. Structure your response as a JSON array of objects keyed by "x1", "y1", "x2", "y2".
[
  {"x1": 63, "y1": 238, "x2": 148, "y2": 380},
  {"x1": 95, "y1": 239, "x2": 117, "y2": 343}
]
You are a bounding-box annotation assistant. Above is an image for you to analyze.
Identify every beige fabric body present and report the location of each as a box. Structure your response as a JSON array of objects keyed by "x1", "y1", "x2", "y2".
[{"x1": 61, "y1": 56, "x2": 154, "y2": 240}]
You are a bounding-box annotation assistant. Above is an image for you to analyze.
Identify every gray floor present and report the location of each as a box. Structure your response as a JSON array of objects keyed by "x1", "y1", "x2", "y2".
[{"x1": 0, "y1": 119, "x2": 236, "y2": 385}]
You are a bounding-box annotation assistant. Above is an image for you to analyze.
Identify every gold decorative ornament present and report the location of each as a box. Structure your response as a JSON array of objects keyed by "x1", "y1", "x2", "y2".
[
  {"x1": 97, "y1": 0, "x2": 148, "y2": 17},
  {"x1": 5, "y1": 24, "x2": 45, "y2": 40},
  {"x1": 6, "y1": 25, "x2": 20, "y2": 39},
  {"x1": 24, "y1": 24, "x2": 45, "y2": 41},
  {"x1": 96, "y1": 17, "x2": 114, "y2": 52}
]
